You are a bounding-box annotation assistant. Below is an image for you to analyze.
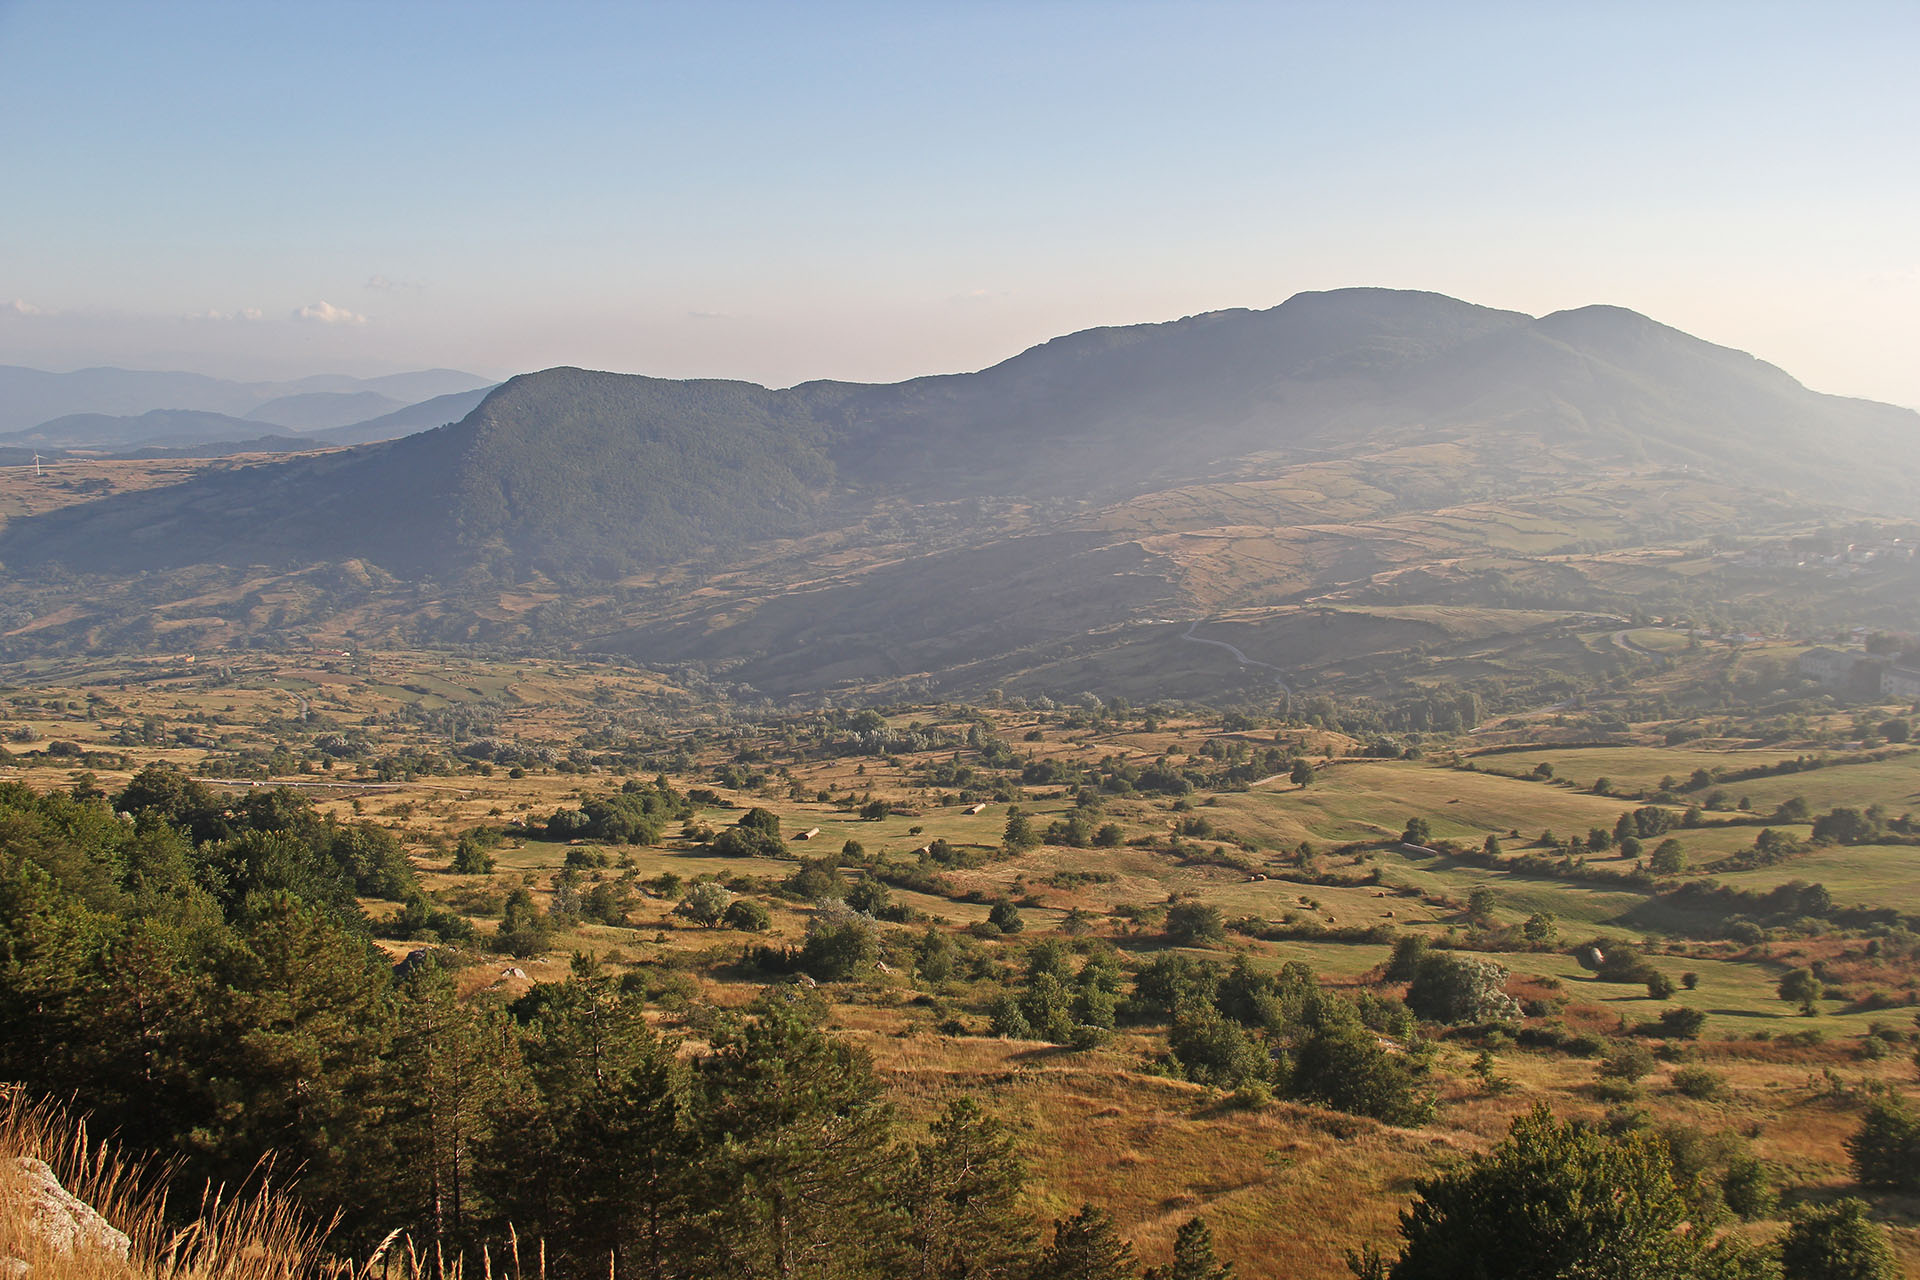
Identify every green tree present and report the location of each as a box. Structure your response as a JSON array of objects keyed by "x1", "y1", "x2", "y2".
[
  {"x1": 483, "y1": 959, "x2": 696, "y2": 1277},
  {"x1": 1168, "y1": 1003, "x2": 1268, "y2": 1089},
  {"x1": 676, "y1": 880, "x2": 735, "y2": 927},
  {"x1": 1147, "y1": 1216, "x2": 1234, "y2": 1280},
  {"x1": 694, "y1": 997, "x2": 901, "y2": 1279},
  {"x1": 1383, "y1": 935, "x2": 1432, "y2": 982},
  {"x1": 1289, "y1": 1024, "x2": 1435, "y2": 1125},
  {"x1": 380, "y1": 963, "x2": 515, "y2": 1256},
  {"x1": 800, "y1": 912, "x2": 879, "y2": 980},
  {"x1": 200, "y1": 894, "x2": 396, "y2": 1230},
  {"x1": 1358, "y1": 1104, "x2": 1766, "y2": 1280},
  {"x1": 496, "y1": 886, "x2": 552, "y2": 957},
  {"x1": 1035, "y1": 1204, "x2": 1138, "y2": 1280},
  {"x1": 1166, "y1": 902, "x2": 1227, "y2": 947},
  {"x1": 1778, "y1": 968, "x2": 1822, "y2": 1017},
  {"x1": 450, "y1": 834, "x2": 496, "y2": 875},
  {"x1": 723, "y1": 897, "x2": 773, "y2": 931},
  {"x1": 739, "y1": 807, "x2": 782, "y2": 837},
  {"x1": 1401, "y1": 817, "x2": 1433, "y2": 846},
  {"x1": 1405, "y1": 954, "x2": 1521, "y2": 1026},
  {"x1": 987, "y1": 900, "x2": 1025, "y2": 935},
  {"x1": 1650, "y1": 840, "x2": 1686, "y2": 876},
  {"x1": 894, "y1": 1097, "x2": 1034, "y2": 1279},
  {"x1": 1845, "y1": 1098, "x2": 1920, "y2": 1191},
  {"x1": 1779, "y1": 1199, "x2": 1898, "y2": 1280},
  {"x1": 1290, "y1": 759, "x2": 1315, "y2": 787},
  {"x1": 1812, "y1": 808, "x2": 1876, "y2": 845},
  {"x1": 1003, "y1": 808, "x2": 1039, "y2": 854},
  {"x1": 845, "y1": 877, "x2": 893, "y2": 917}
]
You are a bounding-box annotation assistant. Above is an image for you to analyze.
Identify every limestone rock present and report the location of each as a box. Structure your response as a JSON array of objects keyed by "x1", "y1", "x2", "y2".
[{"x1": 6, "y1": 1157, "x2": 130, "y2": 1261}]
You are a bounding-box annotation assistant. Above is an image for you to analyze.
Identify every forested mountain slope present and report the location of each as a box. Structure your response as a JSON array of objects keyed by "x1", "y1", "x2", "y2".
[{"x1": 2, "y1": 289, "x2": 1915, "y2": 698}]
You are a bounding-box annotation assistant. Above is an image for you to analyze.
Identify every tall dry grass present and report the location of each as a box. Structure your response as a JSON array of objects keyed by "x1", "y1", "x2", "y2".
[
  {"x1": 0, "y1": 1089, "x2": 587, "y2": 1280},
  {"x1": 0, "y1": 1088, "x2": 378, "y2": 1279}
]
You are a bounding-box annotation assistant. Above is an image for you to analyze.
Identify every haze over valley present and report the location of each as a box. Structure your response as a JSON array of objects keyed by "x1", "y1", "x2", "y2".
[{"x1": 5, "y1": 5, "x2": 1920, "y2": 1279}]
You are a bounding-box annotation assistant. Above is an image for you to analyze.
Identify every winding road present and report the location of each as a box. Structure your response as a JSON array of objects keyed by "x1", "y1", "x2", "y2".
[{"x1": 1178, "y1": 621, "x2": 1292, "y2": 692}]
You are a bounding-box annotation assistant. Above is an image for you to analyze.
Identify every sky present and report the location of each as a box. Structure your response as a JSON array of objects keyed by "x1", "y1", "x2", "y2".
[{"x1": 2, "y1": 0, "x2": 1917, "y2": 405}]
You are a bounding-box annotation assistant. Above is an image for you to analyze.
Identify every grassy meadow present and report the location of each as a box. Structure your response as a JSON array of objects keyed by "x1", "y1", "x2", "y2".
[{"x1": 2, "y1": 647, "x2": 1918, "y2": 1276}]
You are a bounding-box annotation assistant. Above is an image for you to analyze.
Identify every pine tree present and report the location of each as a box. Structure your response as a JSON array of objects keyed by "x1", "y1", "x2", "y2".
[
  {"x1": 201, "y1": 892, "x2": 397, "y2": 1234},
  {"x1": 694, "y1": 994, "x2": 902, "y2": 1278},
  {"x1": 380, "y1": 963, "x2": 517, "y2": 1258},
  {"x1": 1147, "y1": 1217, "x2": 1233, "y2": 1280},
  {"x1": 480, "y1": 956, "x2": 697, "y2": 1278},
  {"x1": 1035, "y1": 1204, "x2": 1138, "y2": 1280},
  {"x1": 1779, "y1": 1199, "x2": 1898, "y2": 1280},
  {"x1": 895, "y1": 1097, "x2": 1034, "y2": 1279},
  {"x1": 1367, "y1": 1104, "x2": 1768, "y2": 1280}
]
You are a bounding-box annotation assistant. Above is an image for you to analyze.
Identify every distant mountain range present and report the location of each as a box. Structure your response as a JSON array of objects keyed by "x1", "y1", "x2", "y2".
[
  {"x1": 0, "y1": 375, "x2": 496, "y2": 453},
  {"x1": 3, "y1": 289, "x2": 1916, "y2": 696}
]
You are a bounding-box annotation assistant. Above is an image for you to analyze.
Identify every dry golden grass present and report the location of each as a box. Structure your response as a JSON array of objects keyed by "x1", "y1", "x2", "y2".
[{"x1": 0, "y1": 1090, "x2": 349, "y2": 1279}]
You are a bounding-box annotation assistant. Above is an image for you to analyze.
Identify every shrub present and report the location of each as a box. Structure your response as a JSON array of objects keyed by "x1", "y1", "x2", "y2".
[
  {"x1": 674, "y1": 880, "x2": 734, "y2": 927},
  {"x1": 1847, "y1": 1098, "x2": 1920, "y2": 1191},
  {"x1": 1654, "y1": 1006, "x2": 1707, "y2": 1040},
  {"x1": 1359, "y1": 1104, "x2": 1767, "y2": 1278},
  {"x1": 1288, "y1": 1025, "x2": 1436, "y2": 1125},
  {"x1": 1721, "y1": 1154, "x2": 1775, "y2": 1220},
  {"x1": 1383, "y1": 934, "x2": 1432, "y2": 982},
  {"x1": 1168, "y1": 1003, "x2": 1268, "y2": 1089},
  {"x1": 450, "y1": 835, "x2": 496, "y2": 875},
  {"x1": 1600, "y1": 1043, "x2": 1656, "y2": 1082},
  {"x1": 1780, "y1": 1198, "x2": 1899, "y2": 1280},
  {"x1": 1406, "y1": 954, "x2": 1521, "y2": 1026},
  {"x1": 1166, "y1": 902, "x2": 1227, "y2": 947},
  {"x1": 721, "y1": 897, "x2": 772, "y2": 931},
  {"x1": 1670, "y1": 1065, "x2": 1724, "y2": 1100},
  {"x1": 798, "y1": 914, "x2": 878, "y2": 981}
]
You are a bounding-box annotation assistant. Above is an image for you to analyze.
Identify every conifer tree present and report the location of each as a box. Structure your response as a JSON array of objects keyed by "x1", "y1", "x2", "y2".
[
  {"x1": 895, "y1": 1097, "x2": 1034, "y2": 1279},
  {"x1": 1147, "y1": 1217, "x2": 1234, "y2": 1280},
  {"x1": 1035, "y1": 1205, "x2": 1138, "y2": 1280},
  {"x1": 694, "y1": 994, "x2": 901, "y2": 1278}
]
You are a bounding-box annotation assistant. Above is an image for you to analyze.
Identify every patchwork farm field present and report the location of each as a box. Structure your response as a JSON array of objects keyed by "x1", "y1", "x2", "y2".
[{"x1": 2, "y1": 646, "x2": 1917, "y2": 1276}]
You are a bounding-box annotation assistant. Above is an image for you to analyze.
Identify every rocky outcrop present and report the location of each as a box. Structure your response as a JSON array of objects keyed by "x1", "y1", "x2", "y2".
[{"x1": 4, "y1": 1155, "x2": 131, "y2": 1271}]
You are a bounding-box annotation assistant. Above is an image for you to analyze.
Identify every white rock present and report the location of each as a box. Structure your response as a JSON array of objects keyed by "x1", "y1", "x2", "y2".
[{"x1": 7, "y1": 1157, "x2": 130, "y2": 1261}]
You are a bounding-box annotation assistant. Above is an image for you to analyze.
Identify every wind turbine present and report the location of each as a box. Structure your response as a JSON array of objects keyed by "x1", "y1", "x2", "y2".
[{"x1": 32, "y1": 453, "x2": 43, "y2": 478}]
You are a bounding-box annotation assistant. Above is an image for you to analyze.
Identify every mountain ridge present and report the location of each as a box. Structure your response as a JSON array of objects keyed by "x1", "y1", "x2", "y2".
[{"x1": 2, "y1": 288, "x2": 1916, "y2": 697}]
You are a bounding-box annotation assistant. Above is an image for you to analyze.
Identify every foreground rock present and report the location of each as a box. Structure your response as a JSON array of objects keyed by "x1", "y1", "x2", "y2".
[{"x1": 4, "y1": 1155, "x2": 131, "y2": 1268}]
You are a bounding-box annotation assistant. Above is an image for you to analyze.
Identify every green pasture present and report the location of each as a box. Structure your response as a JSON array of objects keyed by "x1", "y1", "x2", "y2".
[
  {"x1": 1218, "y1": 760, "x2": 1650, "y2": 850},
  {"x1": 1468, "y1": 745, "x2": 1804, "y2": 795},
  {"x1": 1476, "y1": 947, "x2": 1904, "y2": 1038},
  {"x1": 1710, "y1": 755, "x2": 1920, "y2": 817},
  {"x1": 1695, "y1": 843, "x2": 1920, "y2": 910}
]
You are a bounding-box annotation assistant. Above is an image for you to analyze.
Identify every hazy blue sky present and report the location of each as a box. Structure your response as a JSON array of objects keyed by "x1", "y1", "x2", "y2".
[{"x1": 2, "y1": 1, "x2": 1916, "y2": 404}]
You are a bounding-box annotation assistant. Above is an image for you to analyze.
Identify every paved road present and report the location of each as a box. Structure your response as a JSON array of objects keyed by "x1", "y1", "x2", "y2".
[{"x1": 1179, "y1": 621, "x2": 1292, "y2": 692}]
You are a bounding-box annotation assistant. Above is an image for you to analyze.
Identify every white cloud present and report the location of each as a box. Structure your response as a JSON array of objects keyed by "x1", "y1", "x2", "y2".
[
  {"x1": 365, "y1": 274, "x2": 423, "y2": 292},
  {"x1": 188, "y1": 307, "x2": 265, "y2": 322},
  {"x1": 294, "y1": 300, "x2": 368, "y2": 325},
  {"x1": 7, "y1": 298, "x2": 45, "y2": 316},
  {"x1": 687, "y1": 308, "x2": 735, "y2": 321}
]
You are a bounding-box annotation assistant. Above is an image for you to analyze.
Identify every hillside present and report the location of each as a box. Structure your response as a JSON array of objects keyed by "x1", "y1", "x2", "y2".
[
  {"x1": 308, "y1": 384, "x2": 498, "y2": 444},
  {"x1": 2, "y1": 289, "x2": 1917, "y2": 696}
]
